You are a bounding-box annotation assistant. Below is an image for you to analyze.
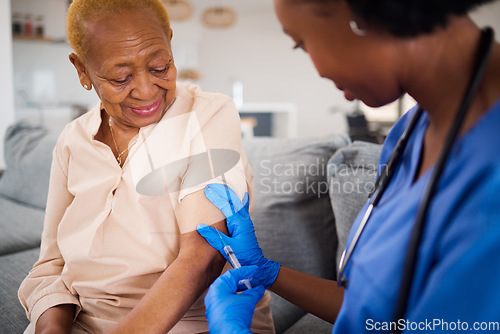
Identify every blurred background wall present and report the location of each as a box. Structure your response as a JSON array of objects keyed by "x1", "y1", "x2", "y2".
[{"x1": 2, "y1": 0, "x2": 500, "y2": 168}]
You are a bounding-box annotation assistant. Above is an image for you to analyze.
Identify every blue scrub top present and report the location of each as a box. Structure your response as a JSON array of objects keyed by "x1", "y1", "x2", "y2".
[{"x1": 333, "y1": 100, "x2": 500, "y2": 334}]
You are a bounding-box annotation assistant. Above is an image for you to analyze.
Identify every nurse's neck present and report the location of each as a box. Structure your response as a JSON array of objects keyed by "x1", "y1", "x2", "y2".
[{"x1": 404, "y1": 17, "x2": 500, "y2": 179}]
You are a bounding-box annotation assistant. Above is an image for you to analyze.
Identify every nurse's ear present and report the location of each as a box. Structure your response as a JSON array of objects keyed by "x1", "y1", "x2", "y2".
[{"x1": 69, "y1": 53, "x2": 92, "y2": 91}]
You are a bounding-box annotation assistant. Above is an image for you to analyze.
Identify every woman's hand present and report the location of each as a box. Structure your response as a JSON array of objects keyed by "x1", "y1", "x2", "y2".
[
  {"x1": 205, "y1": 266, "x2": 265, "y2": 334},
  {"x1": 197, "y1": 184, "x2": 280, "y2": 289}
]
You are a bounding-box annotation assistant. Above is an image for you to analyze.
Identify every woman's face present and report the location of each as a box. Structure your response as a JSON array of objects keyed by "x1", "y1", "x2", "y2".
[
  {"x1": 75, "y1": 8, "x2": 176, "y2": 128},
  {"x1": 274, "y1": 0, "x2": 405, "y2": 107}
]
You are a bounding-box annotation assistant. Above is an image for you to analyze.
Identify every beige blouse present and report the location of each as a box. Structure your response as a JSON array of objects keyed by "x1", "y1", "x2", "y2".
[{"x1": 18, "y1": 82, "x2": 274, "y2": 333}]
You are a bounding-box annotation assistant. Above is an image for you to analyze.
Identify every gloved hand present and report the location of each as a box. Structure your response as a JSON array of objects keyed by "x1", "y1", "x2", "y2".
[
  {"x1": 197, "y1": 183, "x2": 280, "y2": 289},
  {"x1": 205, "y1": 266, "x2": 265, "y2": 334}
]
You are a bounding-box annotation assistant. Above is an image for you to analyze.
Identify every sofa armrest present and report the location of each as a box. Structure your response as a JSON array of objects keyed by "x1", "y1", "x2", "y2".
[
  {"x1": 327, "y1": 141, "x2": 382, "y2": 268},
  {"x1": 0, "y1": 122, "x2": 58, "y2": 209}
]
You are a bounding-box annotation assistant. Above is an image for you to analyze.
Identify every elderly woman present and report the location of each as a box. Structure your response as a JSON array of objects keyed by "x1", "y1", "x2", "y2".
[
  {"x1": 199, "y1": 0, "x2": 500, "y2": 333},
  {"x1": 18, "y1": 0, "x2": 274, "y2": 333}
]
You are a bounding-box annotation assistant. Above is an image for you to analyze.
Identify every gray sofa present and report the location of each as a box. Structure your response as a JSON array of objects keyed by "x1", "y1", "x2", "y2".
[{"x1": 0, "y1": 122, "x2": 381, "y2": 333}]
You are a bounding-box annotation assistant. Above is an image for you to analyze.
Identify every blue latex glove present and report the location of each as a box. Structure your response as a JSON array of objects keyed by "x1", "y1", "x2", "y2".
[
  {"x1": 197, "y1": 183, "x2": 280, "y2": 289},
  {"x1": 205, "y1": 266, "x2": 266, "y2": 334}
]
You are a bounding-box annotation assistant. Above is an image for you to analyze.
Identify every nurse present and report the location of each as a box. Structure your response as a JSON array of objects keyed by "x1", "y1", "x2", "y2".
[{"x1": 197, "y1": 0, "x2": 500, "y2": 333}]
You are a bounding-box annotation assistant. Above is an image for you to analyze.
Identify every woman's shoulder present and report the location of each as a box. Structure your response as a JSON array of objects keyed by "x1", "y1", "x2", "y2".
[
  {"x1": 177, "y1": 81, "x2": 234, "y2": 107},
  {"x1": 458, "y1": 97, "x2": 500, "y2": 163},
  {"x1": 56, "y1": 104, "x2": 101, "y2": 146},
  {"x1": 176, "y1": 82, "x2": 238, "y2": 125}
]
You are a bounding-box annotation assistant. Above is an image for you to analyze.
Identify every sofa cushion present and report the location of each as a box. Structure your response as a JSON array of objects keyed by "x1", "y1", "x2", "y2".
[
  {"x1": 0, "y1": 122, "x2": 59, "y2": 209},
  {"x1": 242, "y1": 134, "x2": 350, "y2": 332},
  {"x1": 0, "y1": 196, "x2": 44, "y2": 255},
  {"x1": 284, "y1": 313, "x2": 333, "y2": 334},
  {"x1": 0, "y1": 248, "x2": 40, "y2": 333},
  {"x1": 327, "y1": 141, "x2": 382, "y2": 268}
]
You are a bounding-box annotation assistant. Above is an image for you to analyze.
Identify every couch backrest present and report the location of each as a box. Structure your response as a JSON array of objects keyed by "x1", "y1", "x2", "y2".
[{"x1": 0, "y1": 122, "x2": 59, "y2": 209}]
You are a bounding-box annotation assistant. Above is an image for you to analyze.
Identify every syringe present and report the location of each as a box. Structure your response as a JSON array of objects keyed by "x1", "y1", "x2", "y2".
[
  {"x1": 223, "y1": 243, "x2": 252, "y2": 289},
  {"x1": 215, "y1": 226, "x2": 252, "y2": 290}
]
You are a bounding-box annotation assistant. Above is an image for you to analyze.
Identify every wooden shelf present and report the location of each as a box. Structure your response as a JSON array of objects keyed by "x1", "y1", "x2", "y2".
[{"x1": 12, "y1": 34, "x2": 54, "y2": 43}]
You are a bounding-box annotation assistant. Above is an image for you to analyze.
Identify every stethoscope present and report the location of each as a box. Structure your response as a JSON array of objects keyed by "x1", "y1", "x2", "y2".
[{"x1": 336, "y1": 27, "x2": 495, "y2": 331}]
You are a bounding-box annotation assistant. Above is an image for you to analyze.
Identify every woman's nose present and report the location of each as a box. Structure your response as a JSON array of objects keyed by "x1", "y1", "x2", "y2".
[{"x1": 130, "y1": 72, "x2": 157, "y2": 100}]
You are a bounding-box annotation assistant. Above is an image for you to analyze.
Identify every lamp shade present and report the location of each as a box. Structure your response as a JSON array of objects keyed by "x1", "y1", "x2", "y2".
[
  {"x1": 201, "y1": 7, "x2": 237, "y2": 28},
  {"x1": 162, "y1": 0, "x2": 193, "y2": 21}
]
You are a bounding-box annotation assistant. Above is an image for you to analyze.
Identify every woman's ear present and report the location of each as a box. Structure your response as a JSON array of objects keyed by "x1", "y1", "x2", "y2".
[{"x1": 69, "y1": 53, "x2": 92, "y2": 90}]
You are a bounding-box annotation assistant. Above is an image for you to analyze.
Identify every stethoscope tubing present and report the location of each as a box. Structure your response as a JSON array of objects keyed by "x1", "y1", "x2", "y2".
[
  {"x1": 392, "y1": 27, "x2": 495, "y2": 331},
  {"x1": 336, "y1": 26, "x2": 495, "y2": 334}
]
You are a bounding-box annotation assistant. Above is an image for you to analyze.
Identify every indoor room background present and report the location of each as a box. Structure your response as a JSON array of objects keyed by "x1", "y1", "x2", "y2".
[{"x1": 1, "y1": 0, "x2": 500, "y2": 169}]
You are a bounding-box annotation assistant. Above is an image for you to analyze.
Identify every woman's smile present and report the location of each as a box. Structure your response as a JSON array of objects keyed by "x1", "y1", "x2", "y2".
[{"x1": 128, "y1": 98, "x2": 162, "y2": 117}]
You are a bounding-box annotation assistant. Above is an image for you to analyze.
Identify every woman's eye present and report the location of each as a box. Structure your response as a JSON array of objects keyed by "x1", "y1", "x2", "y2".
[
  {"x1": 152, "y1": 57, "x2": 173, "y2": 74},
  {"x1": 152, "y1": 66, "x2": 168, "y2": 74},
  {"x1": 110, "y1": 76, "x2": 130, "y2": 85}
]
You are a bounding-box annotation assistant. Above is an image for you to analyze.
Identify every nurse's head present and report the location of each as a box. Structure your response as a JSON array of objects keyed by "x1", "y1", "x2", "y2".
[
  {"x1": 273, "y1": 0, "x2": 495, "y2": 107},
  {"x1": 66, "y1": 0, "x2": 177, "y2": 129}
]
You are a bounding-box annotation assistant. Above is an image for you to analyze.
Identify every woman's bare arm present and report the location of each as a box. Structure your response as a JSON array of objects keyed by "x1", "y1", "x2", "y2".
[
  {"x1": 109, "y1": 220, "x2": 228, "y2": 334},
  {"x1": 35, "y1": 304, "x2": 75, "y2": 334}
]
